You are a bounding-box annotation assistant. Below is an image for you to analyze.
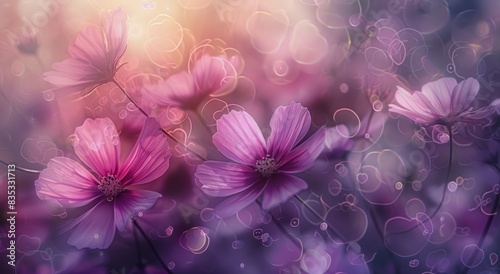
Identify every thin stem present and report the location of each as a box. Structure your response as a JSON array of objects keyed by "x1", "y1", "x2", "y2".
[
  {"x1": 255, "y1": 200, "x2": 302, "y2": 250},
  {"x1": 385, "y1": 126, "x2": 453, "y2": 238},
  {"x1": 0, "y1": 160, "x2": 42, "y2": 174},
  {"x1": 111, "y1": 78, "x2": 206, "y2": 161},
  {"x1": 461, "y1": 187, "x2": 500, "y2": 274},
  {"x1": 133, "y1": 222, "x2": 145, "y2": 271},
  {"x1": 133, "y1": 220, "x2": 173, "y2": 274},
  {"x1": 293, "y1": 194, "x2": 347, "y2": 243}
]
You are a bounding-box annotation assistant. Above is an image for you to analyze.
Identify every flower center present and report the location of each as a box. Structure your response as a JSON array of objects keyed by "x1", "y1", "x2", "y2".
[
  {"x1": 98, "y1": 174, "x2": 124, "y2": 202},
  {"x1": 255, "y1": 155, "x2": 278, "y2": 177}
]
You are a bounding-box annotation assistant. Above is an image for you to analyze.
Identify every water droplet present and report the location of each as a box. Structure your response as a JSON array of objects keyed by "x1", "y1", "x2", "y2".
[
  {"x1": 339, "y1": 83, "x2": 349, "y2": 93},
  {"x1": 165, "y1": 226, "x2": 173, "y2": 237},
  {"x1": 93, "y1": 234, "x2": 99, "y2": 239},
  {"x1": 448, "y1": 181, "x2": 458, "y2": 192},
  {"x1": 438, "y1": 133, "x2": 449, "y2": 144},
  {"x1": 232, "y1": 240, "x2": 244, "y2": 249},
  {"x1": 349, "y1": 15, "x2": 361, "y2": 27},
  {"x1": 240, "y1": 263, "x2": 245, "y2": 268},
  {"x1": 490, "y1": 253, "x2": 498, "y2": 265},
  {"x1": 364, "y1": 133, "x2": 370, "y2": 139},
  {"x1": 290, "y1": 218, "x2": 300, "y2": 228},
  {"x1": 126, "y1": 102, "x2": 138, "y2": 112},
  {"x1": 43, "y1": 90, "x2": 55, "y2": 101},
  {"x1": 179, "y1": 227, "x2": 210, "y2": 254},
  {"x1": 253, "y1": 228, "x2": 263, "y2": 239},
  {"x1": 372, "y1": 100, "x2": 383, "y2": 112},
  {"x1": 409, "y1": 259, "x2": 419, "y2": 267},
  {"x1": 320, "y1": 222, "x2": 328, "y2": 231},
  {"x1": 365, "y1": 25, "x2": 378, "y2": 37},
  {"x1": 446, "y1": 63, "x2": 455, "y2": 73},
  {"x1": 119, "y1": 110, "x2": 128, "y2": 119},
  {"x1": 99, "y1": 96, "x2": 108, "y2": 106},
  {"x1": 412, "y1": 180, "x2": 422, "y2": 191},
  {"x1": 138, "y1": 211, "x2": 143, "y2": 217},
  {"x1": 168, "y1": 262, "x2": 175, "y2": 269},
  {"x1": 395, "y1": 181, "x2": 403, "y2": 190},
  {"x1": 273, "y1": 60, "x2": 289, "y2": 77},
  {"x1": 493, "y1": 185, "x2": 500, "y2": 194}
]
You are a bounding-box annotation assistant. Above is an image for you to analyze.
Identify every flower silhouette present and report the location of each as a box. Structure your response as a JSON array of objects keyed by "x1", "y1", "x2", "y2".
[
  {"x1": 43, "y1": 8, "x2": 127, "y2": 95},
  {"x1": 144, "y1": 55, "x2": 238, "y2": 110},
  {"x1": 195, "y1": 102, "x2": 325, "y2": 218},
  {"x1": 35, "y1": 117, "x2": 171, "y2": 249},
  {"x1": 388, "y1": 77, "x2": 493, "y2": 126},
  {"x1": 14, "y1": 27, "x2": 38, "y2": 55}
]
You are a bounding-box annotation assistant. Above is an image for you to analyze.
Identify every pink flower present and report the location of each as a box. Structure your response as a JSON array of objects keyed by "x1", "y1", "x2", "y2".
[
  {"x1": 43, "y1": 8, "x2": 127, "y2": 94},
  {"x1": 388, "y1": 77, "x2": 494, "y2": 126},
  {"x1": 144, "y1": 55, "x2": 238, "y2": 110},
  {"x1": 35, "y1": 117, "x2": 171, "y2": 249},
  {"x1": 195, "y1": 102, "x2": 325, "y2": 218}
]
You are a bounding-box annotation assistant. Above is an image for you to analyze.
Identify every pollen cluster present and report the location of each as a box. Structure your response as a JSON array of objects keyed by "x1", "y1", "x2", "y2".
[
  {"x1": 255, "y1": 155, "x2": 278, "y2": 177},
  {"x1": 98, "y1": 174, "x2": 124, "y2": 202}
]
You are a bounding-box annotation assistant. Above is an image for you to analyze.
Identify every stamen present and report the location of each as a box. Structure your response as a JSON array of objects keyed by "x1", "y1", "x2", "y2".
[
  {"x1": 255, "y1": 155, "x2": 278, "y2": 177},
  {"x1": 98, "y1": 174, "x2": 124, "y2": 202}
]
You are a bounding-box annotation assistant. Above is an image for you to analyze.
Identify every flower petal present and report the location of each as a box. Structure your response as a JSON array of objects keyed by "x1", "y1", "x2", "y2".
[
  {"x1": 102, "y1": 8, "x2": 127, "y2": 68},
  {"x1": 195, "y1": 161, "x2": 259, "y2": 197},
  {"x1": 451, "y1": 77, "x2": 480, "y2": 114},
  {"x1": 267, "y1": 102, "x2": 311, "y2": 162},
  {"x1": 191, "y1": 55, "x2": 238, "y2": 97},
  {"x1": 119, "y1": 117, "x2": 171, "y2": 186},
  {"x1": 35, "y1": 157, "x2": 100, "y2": 208},
  {"x1": 261, "y1": 174, "x2": 307, "y2": 211},
  {"x1": 421, "y1": 77, "x2": 457, "y2": 116},
  {"x1": 213, "y1": 110, "x2": 266, "y2": 165},
  {"x1": 214, "y1": 181, "x2": 267, "y2": 218},
  {"x1": 144, "y1": 72, "x2": 197, "y2": 109},
  {"x1": 114, "y1": 190, "x2": 161, "y2": 232},
  {"x1": 64, "y1": 201, "x2": 116, "y2": 249},
  {"x1": 279, "y1": 127, "x2": 325, "y2": 173},
  {"x1": 73, "y1": 118, "x2": 121, "y2": 177}
]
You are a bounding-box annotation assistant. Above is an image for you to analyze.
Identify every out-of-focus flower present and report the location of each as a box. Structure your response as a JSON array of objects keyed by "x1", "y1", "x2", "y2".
[
  {"x1": 35, "y1": 117, "x2": 171, "y2": 249},
  {"x1": 43, "y1": 8, "x2": 127, "y2": 95},
  {"x1": 195, "y1": 101, "x2": 325, "y2": 218},
  {"x1": 14, "y1": 27, "x2": 38, "y2": 55},
  {"x1": 388, "y1": 77, "x2": 495, "y2": 127},
  {"x1": 144, "y1": 55, "x2": 238, "y2": 110},
  {"x1": 324, "y1": 124, "x2": 353, "y2": 157}
]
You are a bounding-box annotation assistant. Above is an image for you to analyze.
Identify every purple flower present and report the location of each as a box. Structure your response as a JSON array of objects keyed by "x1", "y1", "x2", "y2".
[
  {"x1": 195, "y1": 102, "x2": 325, "y2": 218},
  {"x1": 388, "y1": 77, "x2": 494, "y2": 126},
  {"x1": 43, "y1": 8, "x2": 127, "y2": 95},
  {"x1": 144, "y1": 55, "x2": 239, "y2": 110},
  {"x1": 35, "y1": 117, "x2": 171, "y2": 249}
]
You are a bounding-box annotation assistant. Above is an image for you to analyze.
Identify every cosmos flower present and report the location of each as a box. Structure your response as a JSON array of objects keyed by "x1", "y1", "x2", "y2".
[
  {"x1": 43, "y1": 8, "x2": 127, "y2": 95},
  {"x1": 35, "y1": 117, "x2": 171, "y2": 249},
  {"x1": 144, "y1": 55, "x2": 238, "y2": 110},
  {"x1": 195, "y1": 102, "x2": 325, "y2": 218},
  {"x1": 14, "y1": 27, "x2": 38, "y2": 55},
  {"x1": 388, "y1": 77, "x2": 494, "y2": 126}
]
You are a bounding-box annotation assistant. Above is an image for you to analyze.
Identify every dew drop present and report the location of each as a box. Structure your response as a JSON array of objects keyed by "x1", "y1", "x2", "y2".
[
  {"x1": 372, "y1": 100, "x2": 383, "y2": 112},
  {"x1": 395, "y1": 181, "x2": 403, "y2": 190},
  {"x1": 320, "y1": 222, "x2": 328, "y2": 231},
  {"x1": 339, "y1": 83, "x2": 349, "y2": 93},
  {"x1": 119, "y1": 110, "x2": 128, "y2": 119},
  {"x1": 273, "y1": 60, "x2": 289, "y2": 77},
  {"x1": 290, "y1": 218, "x2": 300, "y2": 228},
  {"x1": 409, "y1": 259, "x2": 419, "y2": 267},
  {"x1": 240, "y1": 263, "x2": 245, "y2": 268},
  {"x1": 43, "y1": 90, "x2": 55, "y2": 101},
  {"x1": 93, "y1": 234, "x2": 99, "y2": 239},
  {"x1": 165, "y1": 226, "x2": 174, "y2": 237},
  {"x1": 446, "y1": 63, "x2": 455, "y2": 73},
  {"x1": 253, "y1": 228, "x2": 263, "y2": 239},
  {"x1": 448, "y1": 181, "x2": 458, "y2": 192},
  {"x1": 168, "y1": 262, "x2": 175, "y2": 269}
]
